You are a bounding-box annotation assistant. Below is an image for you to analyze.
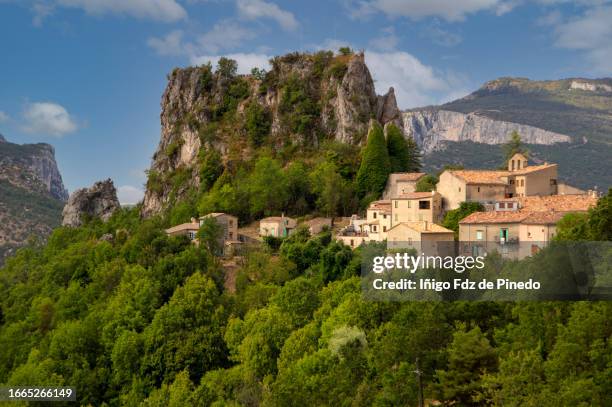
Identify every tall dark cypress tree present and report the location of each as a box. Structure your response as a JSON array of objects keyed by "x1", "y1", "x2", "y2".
[
  {"x1": 386, "y1": 123, "x2": 422, "y2": 172},
  {"x1": 356, "y1": 121, "x2": 391, "y2": 197},
  {"x1": 386, "y1": 123, "x2": 410, "y2": 172}
]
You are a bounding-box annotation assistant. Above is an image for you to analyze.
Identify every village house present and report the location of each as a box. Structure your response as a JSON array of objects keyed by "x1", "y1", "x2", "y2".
[
  {"x1": 165, "y1": 218, "x2": 200, "y2": 241},
  {"x1": 304, "y1": 217, "x2": 332, "y2": 235},
  {"x1": 458, "y1": 193, "x2": 597, "y2": 259},
  {"x1": 387, "y1": 221, "x2": 455, "y2": 256},
  {"x1": 200, "y1": 212, "x2": 239, "y2": 242},
  {"x1": 365, "y1": 200, "x2": 393, "y2": 241},
  {"x1": 436, "y1": 153, "x2": 560, "y2": 210},
  {"x1": 382, "y1": 172, "x2": 425, "y2": 199},
  {"x1": 390, "y1": 191, "x2": 443, "y2": 225},
  {"x1": 259, "y1": 215, "x2": 297, "y2": 238}
]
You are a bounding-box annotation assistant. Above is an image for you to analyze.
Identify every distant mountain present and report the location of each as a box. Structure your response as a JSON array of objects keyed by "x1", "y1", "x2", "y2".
[
  {"x1": 0, "y1": 135, "x2": 67, "y2": 263},
  {"x1": 402, "y1": 77, "x2": 612, "y2": 190}
]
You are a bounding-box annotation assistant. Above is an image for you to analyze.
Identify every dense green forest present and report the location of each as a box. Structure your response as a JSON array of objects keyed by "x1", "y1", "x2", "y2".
[{"x1": 0, "y1": 189, "x2": 610, "y2": 406}]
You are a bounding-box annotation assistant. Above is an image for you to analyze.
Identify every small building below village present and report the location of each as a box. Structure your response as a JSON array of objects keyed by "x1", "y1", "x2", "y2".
[
  {"x1": 165, "y1": 219, "x2": 200, "y2": 241},
  {"x1": 259, "y1": 215, "x2": 297, "y2": 238},
  {"x1": 304, "y1": 217, "x2": 332, "y2": 235}
]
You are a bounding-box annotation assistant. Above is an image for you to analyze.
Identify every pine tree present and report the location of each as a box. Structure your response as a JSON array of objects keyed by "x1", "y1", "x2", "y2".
[
  {"x1": 356, "y1": 121, "x2": 391, "y2": 197},
  {"x1": 503, "y1": 131, "x2": 529, "y2": 165}
]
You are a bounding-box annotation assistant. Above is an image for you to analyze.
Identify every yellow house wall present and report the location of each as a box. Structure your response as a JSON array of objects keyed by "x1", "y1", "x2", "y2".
[
  {"x1": 459, "y1": 222, "x2": 521, "y2": 242},
  {"x1": 436, "y1": 171, "x2": 467, "y2": 210},
  {"x1": 390, "y1": 193, "x2": 442, "y2": 225},
  {"x1": 524, "y1": 166, "x2": 558, "y2": 196},
  {"x1": 465, "y1": 184, "x2": 507, "y2": 203}
]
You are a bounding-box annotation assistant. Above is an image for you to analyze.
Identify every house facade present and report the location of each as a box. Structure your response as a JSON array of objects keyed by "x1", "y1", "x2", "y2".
[
  {"x1": 436, "y1": 154, "x2": 560, "y2": 210},
  {"x1": 200, "y1": 212, "x2": 239, "y2": 242},
  {"x1": 259, "y1": 215, "x2": 297, "y2": 238},
  {"x1": 382, "y1": 172, "x2": 425, "y2": 199},
  {"x1": 165, "y1": 219, "x2": 200, "y2": 241},
  {"x1": 387, "y1": 221, "x2": 455, "y2": 256},
  {"x1": 390, "y1": 191, "x2": 443, "y2": 225}
]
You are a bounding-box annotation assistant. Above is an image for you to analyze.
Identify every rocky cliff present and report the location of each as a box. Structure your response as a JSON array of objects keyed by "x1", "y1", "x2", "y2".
[
  {"x1": 0, "y1": 135, "x2": 68, "y2": 200},
  {"x1": 62, "y1": 179, "x2": 120, "y2": 227},
  {"x1": 401, "y1": 109, "x2": 571, "y2": 153},
  {"x1": 0, "y1": 135, "x2": 67, "y2": 263},
  {"x1": 142, "y1": 51, "x2": 400, "y2": 217}
]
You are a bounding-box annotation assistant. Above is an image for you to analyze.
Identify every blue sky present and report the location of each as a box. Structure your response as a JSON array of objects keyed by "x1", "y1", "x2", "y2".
[{"x1": 0, "y1": 0, "x2": 611, "y2": 203}]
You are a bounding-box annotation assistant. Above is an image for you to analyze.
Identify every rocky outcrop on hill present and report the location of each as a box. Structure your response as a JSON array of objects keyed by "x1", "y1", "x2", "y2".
[
  {"x1": 62, "y1": 179, "x2": 120, "y2": 227},
  {"x1": 142, "y1": 51, "x2": 400, "y2": 217},
  {"x1": 402, "y1": 109, "x2": 571, "y2": 153},
  {"x1": 0, "y1": 137, "x2": 68, "y2": 201}
]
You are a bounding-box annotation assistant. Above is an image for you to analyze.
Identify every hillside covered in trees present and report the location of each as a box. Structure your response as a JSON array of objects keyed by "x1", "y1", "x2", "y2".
[{"x1": 0, "y1": 189, "x2": 610, "y2": 405}]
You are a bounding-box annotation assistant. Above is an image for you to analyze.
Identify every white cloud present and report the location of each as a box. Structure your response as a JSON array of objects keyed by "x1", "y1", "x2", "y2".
[
  {"x1": 553, "y1": 5, "x2": 612, "y2": 74},
  {"x1": 51, "y1": 0, "x2": 186, "y2": 22},
  {"x1": 0, "y1": 111, "x2": 9, "y2": 123},
  {"x1": 147, "y1": 30, "x2": 184, "y2": 56},
  {"x1": 365, "y1": 51, "x2": 470, "y2": 108},
  {"x1": 421, "y1": 22, "x2": 462, "y2": 46},
  {"x1": 117, "y1": 185, "x2": 144, "y2": 205},
  {"x1": 236, "y1": 0, "x2": 298, "y2": 30},
  {"x1": 349, "y1": 0, "x2": 506, "y2": 22},
  {"x1": 196, "y1": 20, "x2": 255, "y2": 53},
  {"x1": 190, "y1": 53, "x2": 271, "y2": 74},
  {"x1": 368, "y1": 27, "x2": 399, "y2": 51},
  {"x1": 22, "y1": 102, "x2": 78, "y2": 137}
]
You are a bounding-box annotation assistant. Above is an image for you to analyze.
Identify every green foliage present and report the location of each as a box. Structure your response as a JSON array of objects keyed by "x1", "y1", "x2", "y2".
[
  {"x1": 356, "y1": 122, "x2": 391, "y2": 198},
  {"x1": 279, "y1": 74, "x2": 320, "y2": 138},
  {"x1": 416, "y1": 174, "x2": 438, "y2": 192},
  {"x1": 198, "y1": 148, "x2": 223, "y2": 192},
  {"x1": 338, "y1": 47, "x2": 353, "y2": 56},
  {"x1": 556, "y1": 188, "x2": 612, "y2": 241},
  {"x1": 215, "y1": 57, "x2": 237, "y2": 79},
  {"x1": 386, "y1": 123, "x2": 422, "y2": 172},
  {"x1": 443, "y1": 202, "x2": 485, "y2": 237},
  {"x1": 197, "y1": 216, "x2": 223, "y2": 256},
  {"x1": 502, "y1": 131, "x2": 529, "y2": 165},
  {"x1": 247, "y1": 156, "x2": 289, "y2": 217},
  {"x1": 245, "y1": 102, "x2": 271, "y2": 147}
]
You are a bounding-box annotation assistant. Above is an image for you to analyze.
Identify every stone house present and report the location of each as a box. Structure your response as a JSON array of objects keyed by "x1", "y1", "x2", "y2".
[
  {"x1": 382, "y1": 172, "x2": 425, "y2": 199},
  {"x1": 365, "y1": 200, "x2": 393, "y2": 241},
  {"x1": 259, "y1": 215, "x2": 297, "y2": 238},
  {"x1": 436, "y1": 153, "x2": 560, "y2": 210},
  {"x1": 304, "y1": 217, "x2": 333, "y2": 235},
  {"x1": 387, "y1": 221, "x2": 455, "y2": 256},
  {"x1": 200, "y1": 212, "x2": 239, "y2": 242},
  {"x1": 165, "y1": 219, "x2": 200, "y2": 241},
  {"x1": 390, "y1": 191, "x2": 443, "y2": 225}
]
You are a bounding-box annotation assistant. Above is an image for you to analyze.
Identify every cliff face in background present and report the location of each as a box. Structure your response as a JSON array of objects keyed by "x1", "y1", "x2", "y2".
[
  {"x1": 142, "y1": 51, "x2": 400, "y2": 217},
  {"x1": 402, "y1": 109, "x2": 571, "y2": 153},
  {"x1": 408, "y1": 77, "x2": 612, "y2": 189},
  {"x1": 0, "y1": 135, "x2": 67, "y2": 263}
]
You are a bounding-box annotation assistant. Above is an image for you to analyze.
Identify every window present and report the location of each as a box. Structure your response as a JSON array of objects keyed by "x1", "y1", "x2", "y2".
[
  {"x1": 521, "y1": 179, "x2": 525, "y2": 187},
  {"x1": 459, "y1": 187, "x2": 462, "y2": 192},
  {"x1": 407, "y1": 201, "x2": 411, "y2": 208},
  {"x1": 550, "y1": 179, "x2": 557, "y2": 186},
  {"x1": 476, "y1": 230, "x2": 483, "y2": 240},
  {"x1": 229, "y1": 219, "x2": 233, "y2": 226},
  {"x1": 188, "y1": 231, "x2": 197, "y2": 240},
  {"x1": 394, "y1": 201, "x2": 398, "y2": 208},
  {"x1": 419, "y1": 200, "x2": 430, "y2": 210},
  {"x1": 229, "y1": 232, "x2": 233, "y2": 239},
  {"x1": 373, "y1": 212, "x2": 377, "y2": 219},
  {"x1": 509, "y1": 179, "x2": 515, "y2": 185},
  {"x1": 477, "y1": 187, "x2": 481, "y2": 192},
  {"x1": 527, "y1": 232, "x2": 531, "y2": 238},
  {"x1": 383, "y1": 226, "x2": 387, "y2": 232},
  {"x1": 383, "y1": 214, "x2": 387, "y2": 219},
  {"x1": 350, "y1": 239, "x2": 354, "y2": 247},
  {"x1": 373, "y1": 226, "x2": 377, "y2": 232},
  {"x1": 498, "y1": 202, "x2": 506, "y2": 209}
]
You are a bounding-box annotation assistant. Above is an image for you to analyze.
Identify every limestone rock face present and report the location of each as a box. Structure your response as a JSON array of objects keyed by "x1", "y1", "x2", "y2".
[
  {"x1": 401, "y1": 109, "x2": 571, "y2": 153},
  {"x1": 142, "y1": 51, "x2": 400, "y2": 217},
  {"x1": 62, "y1": 179, "x2": 120, "y2": 227}
]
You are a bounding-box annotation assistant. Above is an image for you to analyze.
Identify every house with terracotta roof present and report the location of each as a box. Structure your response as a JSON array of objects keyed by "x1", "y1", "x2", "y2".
[
  {"x1": 382, "y1": 172, "x2": 426, "y2": 199},
  {"x1": 390, "y1": 191, "x2": 443, "y2": 225},
  {"x1": 259, "y1": 215, "x2": 297, "y2": 238},
  {"x1": 387, "y1": 221, "x2": 455, "y2": 256},
  {"x1": 365, "y1": 200, "x2": 392, "y2": 240},
  {"x1": 436, "y1": 153, "x2": 560, "y2": 210},
  {"x1": 458, "y1": 190, "x2": 597, "y2": 259},
  {"x1": 165, "y1": 218, "x2": 200, "y2": 242}
]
